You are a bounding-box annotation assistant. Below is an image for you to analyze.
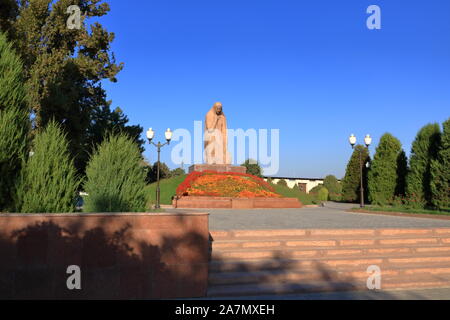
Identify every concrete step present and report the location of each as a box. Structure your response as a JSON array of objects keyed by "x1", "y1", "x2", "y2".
[
  {"x1": 210, "y1": 228, "x2": 450, "y2": 241},
  {"x1": 208, "y1": 265, "x2": 450, "y2": 286},
  {"x1": 211, "y1": 245, "x2": 450, "y2": 261},
  {"x1": 208, "y1": 228, "x2": 450, "y2": 297},
  {"x1": 212, "y1": 237, "x2": 450, "y2": 250},
  {"x1": 209, "y1": 255, "x2": 450, "y2": 273},
  {"x1": 207, "y1": 273, "x2": 450, "y2": 297}
]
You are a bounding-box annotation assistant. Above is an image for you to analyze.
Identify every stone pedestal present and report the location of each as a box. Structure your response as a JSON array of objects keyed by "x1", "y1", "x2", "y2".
[
  {"x1": 173, "y1": 196, "x2": 302, "y2": 209},
  {"x1": 188, "y1": 164, "x2": 247, "y2": 174}
]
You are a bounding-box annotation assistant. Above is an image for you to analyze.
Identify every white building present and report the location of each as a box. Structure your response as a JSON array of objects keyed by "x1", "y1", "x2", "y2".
[{"x1": 264, "y1": 177, "x2": 331, "y2": 194}]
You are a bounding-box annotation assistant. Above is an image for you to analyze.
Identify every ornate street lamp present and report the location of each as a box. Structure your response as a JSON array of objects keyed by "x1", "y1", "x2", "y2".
[
  {"x1": 348, "y1": 134, "x2": 372, "y2": 208},
  {"x1": 147, "y1": 128, "x2": 173, "y2": 209}
]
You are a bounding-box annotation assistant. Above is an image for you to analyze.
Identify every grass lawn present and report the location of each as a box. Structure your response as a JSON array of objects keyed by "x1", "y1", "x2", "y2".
[
  {"x1": 353, "y1": 206, "x2": 450, "y2": 216},
  {"x1": 145, "y1": 174, "x2": 187, "y2": 206},
  {"x1": 272, "y1": 184, "x2": 319, "y2": 205}
]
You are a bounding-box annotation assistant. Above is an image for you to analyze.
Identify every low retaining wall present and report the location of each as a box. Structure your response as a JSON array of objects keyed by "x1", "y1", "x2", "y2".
[
  {"x1": 173, "y1": 196, "x2": 302, "y2": 209},
  {"x1": 0, "y1": 212, "x2": 209, "y2": 299}
]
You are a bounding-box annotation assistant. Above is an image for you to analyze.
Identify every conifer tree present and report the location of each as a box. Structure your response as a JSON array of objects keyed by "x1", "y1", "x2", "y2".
[
  {"x1": 430, "y1": 118, "x2": 450, "y2": 209},
  {"x1": 342, "y1": 145, "x2": 370, "y2": 203},
  {"x1": 368, "y1": 133, "x2": 406, "y2": 205},
  {"x1": 16, "y1": 122, "x2": 80, "y2": 213},
  {"x1": 0, "y1": 31, "x2": 29, "y2": 211},
  {"x1": 407, "y1": 123, "x2": 441, "y2": 207},
  {"x1": 84, "y1": 133, "x2": 147, "y2": 212}
]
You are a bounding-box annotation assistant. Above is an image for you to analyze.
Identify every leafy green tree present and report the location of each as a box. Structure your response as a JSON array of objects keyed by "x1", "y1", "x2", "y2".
[
  {"x1": 83, "y1": 105, "x2": 144, "y2": 169},
  {"x1": 407, "y1": 123, "x2": 441, "y2": 207},
  {"x1": 16, "y1": 122, "x2": 80, "y2": 213},
  {"x1": 342, "y1": 145, "x2": 370, "y2": 203},
  {"x1": 146, "y1": 161, "x2": 172, "y2": 184},
  {"x1": 0, "y1": 31, "x2": 29, "y2": 211},
  {"x1": 0, "y1": 0, "x2": 17, "y2": 34},
  {"x1": 368, "y1": 133, "x2": 406, "y2": 205},
  {"x1": 241, "y1": 159, "x2": 263, "y2": 177},
  {"x1": 84, "y1": 133, "x2": 146, "y2": 212},
  {"x1": 323, "y1": 175, "x2": 342, "y2": 201},
  {"x1": 431, "y1": 118, "x2": 450, "y2": 209},
  {"x1": 2, "y1": 0, "x2": 124, "y2": 175},
  {"x1": 171, "y1": 167, "x2": 186, "y2": 177}
]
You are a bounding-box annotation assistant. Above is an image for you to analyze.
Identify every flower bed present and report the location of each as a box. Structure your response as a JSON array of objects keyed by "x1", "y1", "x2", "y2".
[{"x1": 176, "y1": 171, "x2": 281, "y2": 198}]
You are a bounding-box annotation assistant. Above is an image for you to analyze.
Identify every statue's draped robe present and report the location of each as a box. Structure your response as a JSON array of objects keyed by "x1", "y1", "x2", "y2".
[{"x1": 204, "y1": 107, "x2": 229, "y2": 164}]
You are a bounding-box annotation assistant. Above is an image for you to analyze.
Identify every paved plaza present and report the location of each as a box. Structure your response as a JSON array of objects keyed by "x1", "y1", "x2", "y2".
[{"x1": 194, "y1": 203, "x2": 450, "y2": 230}]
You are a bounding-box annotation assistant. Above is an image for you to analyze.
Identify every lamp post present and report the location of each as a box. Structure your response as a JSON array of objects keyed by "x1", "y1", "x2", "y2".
[
  {"x1": 348, "y1": 134, "x2": 372, "y2": 208},
  {"x1": 146, "y1": 128, "x2": 173, "y2": 209}
]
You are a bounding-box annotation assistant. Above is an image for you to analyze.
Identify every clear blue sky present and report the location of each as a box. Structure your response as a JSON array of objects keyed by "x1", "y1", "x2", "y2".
[{"x1": 98, "y1": 0, "x2": 450, "y2": 178}]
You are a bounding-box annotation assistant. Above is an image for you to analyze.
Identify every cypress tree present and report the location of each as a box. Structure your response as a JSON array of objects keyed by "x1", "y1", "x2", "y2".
[
  {"x1": 16, "y1": 122, "x2": 80, "y2": 213},
  {"x1": 430, "y1": 118, "x2": 450, "y2": 209},
  {"x1": 407, "y1": 123, "x2": 441, "y2": 207},
  {"x1": 84, "y1": 133, "x2": 147, "y2": 213},
  {"x1": 0, "y1": 31, "x2": 29, "y2": 211},
  {"x1": 395, "y1": 150, "x2": 408, "y2": 197},
  {"x1": 368, "y1": 133, "x2": 406, "y2": 205},
  {"x1": 342, "y1": 145, "x2": 370, "y2": 203}
]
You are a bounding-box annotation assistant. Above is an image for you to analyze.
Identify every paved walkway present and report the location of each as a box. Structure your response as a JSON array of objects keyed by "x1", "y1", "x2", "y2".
[{"x1": 199, "y1": 204, "x2": 450, "y2": 230}]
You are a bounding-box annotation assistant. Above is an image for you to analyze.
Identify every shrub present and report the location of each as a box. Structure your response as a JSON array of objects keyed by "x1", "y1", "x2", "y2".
[
  {"x1": 277, "y1": 179, "x2": 288, "y2": 187},
  {"x1": 241, "y1": 159, "x2": 263, "y2": 177},
  {"x1": 309, "y1": 185, "x2": 329, "y2": 202},
  {"x1": 407, "y1": 123, "x2": 441, "y2": 207},
  {"x1": 0, "y1": 31, "x2": 29, "y2": 211},
  {"x1": 317, "y1": 187, "x2": 329, "y2": 202},
  {"x1": 431, "y1": 118, "x2": 450, "y2": 209},
  {"x1": 84, "y1": 133, "x2": 147, "y2": 212},
  {"x1": 15, "y1": 122, "x2": 80, "y2": 213},
  {"x1": 323, "y1": 175, "x2": 342, "y2": 201},
  {"x1": 310, "y1": 185, "x2": 324, "y2": 194},
  {"x1": 342, "y1": 145, "x2": 370, "y2": 203},
  {"x1": 368, "y1": 133, "x2": 406, "y2": 205}
]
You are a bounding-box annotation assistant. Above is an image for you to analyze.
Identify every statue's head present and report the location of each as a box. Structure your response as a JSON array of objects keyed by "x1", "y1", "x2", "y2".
[{"x1": 213, "y1": 102, "x2": 223, "y2": 115}]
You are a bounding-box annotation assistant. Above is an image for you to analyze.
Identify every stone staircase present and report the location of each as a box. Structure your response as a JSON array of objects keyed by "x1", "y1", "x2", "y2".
[{"x1": 207, "y1": 228, "x2": 450, "y2": 297}]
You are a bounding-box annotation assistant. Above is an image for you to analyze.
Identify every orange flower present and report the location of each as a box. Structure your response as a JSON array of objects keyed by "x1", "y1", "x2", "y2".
[{"x1": 177, "y1": 171, "x2": 281, "y2": 198}]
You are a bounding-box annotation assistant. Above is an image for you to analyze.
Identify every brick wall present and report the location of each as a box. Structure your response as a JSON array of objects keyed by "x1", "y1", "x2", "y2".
[{"x1": 0, "y1": 212, "x2": 209, "y2": 299}]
